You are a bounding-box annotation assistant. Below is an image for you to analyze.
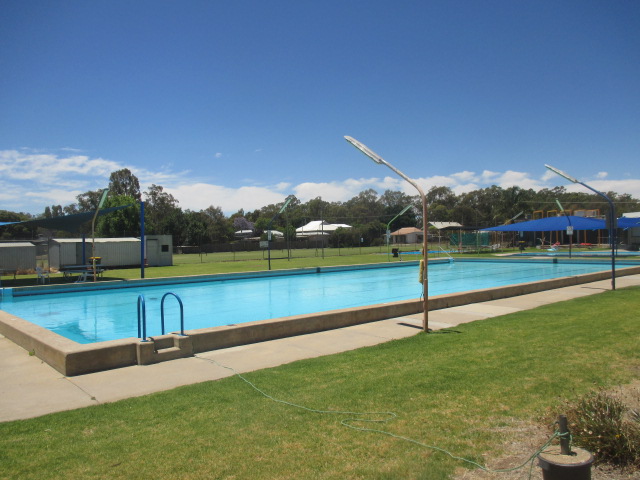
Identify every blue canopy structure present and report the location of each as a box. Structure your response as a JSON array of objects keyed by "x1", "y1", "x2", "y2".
[
  {"x1": 618, "y1": 217, "x2": 640, "y2": 229},
  {"x1": 481, "y1": 216, "x2": 605, "y2": 232}
]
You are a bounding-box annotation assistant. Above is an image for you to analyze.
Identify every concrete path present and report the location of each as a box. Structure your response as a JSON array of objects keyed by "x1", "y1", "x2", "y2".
[{"x1": 2, "y1": 274, "x2": 639, "y2": 423}]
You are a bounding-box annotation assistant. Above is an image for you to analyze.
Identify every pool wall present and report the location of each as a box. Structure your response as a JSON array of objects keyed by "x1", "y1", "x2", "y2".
[{"x1": 2, "y1": 261, "x2": 640, "y2": 376}]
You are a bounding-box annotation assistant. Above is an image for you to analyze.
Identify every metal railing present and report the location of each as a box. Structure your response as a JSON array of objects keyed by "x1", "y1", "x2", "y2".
[
  {"x1": 137, "y1": 292, "x2": 185, "y2": 340},
  {"x1": 160, "y1": 292, "x2": 184, "y2": 336}
]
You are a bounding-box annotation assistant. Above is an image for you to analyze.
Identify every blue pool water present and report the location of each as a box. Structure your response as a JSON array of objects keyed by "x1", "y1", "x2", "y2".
[{"x1": 0, "y1": 260, "x2": 625, "y2": 344}]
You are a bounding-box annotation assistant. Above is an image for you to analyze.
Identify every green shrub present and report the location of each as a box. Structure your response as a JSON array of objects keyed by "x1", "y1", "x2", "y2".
[{"x1": 566, "y1": 390, "x2": 640, "y2": 467}]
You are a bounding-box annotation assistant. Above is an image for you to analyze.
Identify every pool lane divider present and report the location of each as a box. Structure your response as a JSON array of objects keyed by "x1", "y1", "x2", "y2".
[{"x1": 1, "y1": 260, "x2": 640, "y2": 376}]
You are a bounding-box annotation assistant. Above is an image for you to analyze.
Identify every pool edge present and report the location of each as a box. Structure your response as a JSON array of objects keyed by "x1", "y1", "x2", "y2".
[{"x1": 2, "y1": 265, "x2": 639, "y2": 376}]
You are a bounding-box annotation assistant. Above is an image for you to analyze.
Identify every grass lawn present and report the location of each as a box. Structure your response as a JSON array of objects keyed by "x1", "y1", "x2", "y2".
[{"x1": 1, "y1": 286, "x2": 638, "y2": 479}]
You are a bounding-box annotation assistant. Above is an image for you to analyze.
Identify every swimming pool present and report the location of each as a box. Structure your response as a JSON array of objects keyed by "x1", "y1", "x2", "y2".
[{"x1": 0, "y1": 259, "x2": 631, "y2": 344}]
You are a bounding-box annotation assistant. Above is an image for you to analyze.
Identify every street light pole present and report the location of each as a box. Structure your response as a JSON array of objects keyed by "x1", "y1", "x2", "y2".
[
  {"x1": 545, "y1": 164, "x2": 616, "y2": 290},
  {"x1": 91, "y1": 188, "x2": 109, "y2": 282},
  {"x1": 555, "y1": 199, "x2": 572, "y2": 259},
  {"x1": 267, "y1": 195, "x2": 294, "y2": 271},
  {"x1": 386, "y1": 205, "x2": 413, "y2": 261},
  {"x1": 345, "y1": 136, "x2": 429, "y2": 332}
]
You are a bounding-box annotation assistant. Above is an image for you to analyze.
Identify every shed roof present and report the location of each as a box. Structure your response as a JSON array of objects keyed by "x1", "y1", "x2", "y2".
[
  {"x1": 390, "y1": 227, "x2": 422, "y2": 235},
  {"x1": 0, "y1": 242, "x2": 35, "y2": 248},
  {"x1": 429, "y1": 222, "x2": 463, "y2": 230},
  {"x1": 51, "y1": 237, "x2": 140, "y2": 243},
  {"x1": 296, "y1": 220, "x2": 351, "y2": 236}
]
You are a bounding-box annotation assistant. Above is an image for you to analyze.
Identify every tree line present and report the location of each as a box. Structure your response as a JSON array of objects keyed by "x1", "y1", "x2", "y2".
[{"x1": 1, "y1": 168, "x2": 639, "y2": 247}]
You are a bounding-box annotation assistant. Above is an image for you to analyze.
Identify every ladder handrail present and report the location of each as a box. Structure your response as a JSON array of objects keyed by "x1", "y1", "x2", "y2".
[
  {"x1": 137, "y1": 294, "x2": 147, "y2": 341},
  {"x1": 160, "y1": 292, "x2": 185, "y2": 336}
]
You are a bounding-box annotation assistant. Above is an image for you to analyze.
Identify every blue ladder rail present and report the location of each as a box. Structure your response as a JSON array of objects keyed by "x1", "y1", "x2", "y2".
[
  {"x1": 137, "y1": 295, "x2": 148, "y2": 341},
  {"x1": 160, "y1": 292, "x2": 185, "y2": 336},
  {"x1": 137, "y1": 292, "x2": 185, "y2": 340}
]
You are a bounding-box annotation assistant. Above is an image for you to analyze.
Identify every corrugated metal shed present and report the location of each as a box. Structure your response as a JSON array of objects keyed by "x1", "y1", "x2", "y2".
[
  {"x1": 48, "y1": 237, "x2": 174, "y2": 268},
  {"x1": 49, "y1": 238, "x2": 141, "y2": 268},
  {"x1": 0, "y1": 242, "x2": 37, "y2": 272},
  {"x1": 146, "y1": 235, "x2": 173, "y2": 267}
]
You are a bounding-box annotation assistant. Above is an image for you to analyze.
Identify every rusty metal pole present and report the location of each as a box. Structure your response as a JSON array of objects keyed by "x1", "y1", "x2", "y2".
[{"x1": 558, "y1": 414, "x2": 571, "y2": 455}]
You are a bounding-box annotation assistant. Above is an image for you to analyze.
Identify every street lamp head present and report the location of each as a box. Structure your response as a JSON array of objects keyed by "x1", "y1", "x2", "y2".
[
  {"x1": 278, "y1": 195, "x2": 294, "y2": 214},
  {"x1": 344, "y1": 136, "x2": 385, "y2": 164},
  {"x1": 545, "y1": 164, "x2": 579, "y2": 184},
  {"x1": 97, "y1": 188, "x2": 110, "y2": 209},
  {"x1": 399, "y1": 204, "x2": 413, "y2": 216}
]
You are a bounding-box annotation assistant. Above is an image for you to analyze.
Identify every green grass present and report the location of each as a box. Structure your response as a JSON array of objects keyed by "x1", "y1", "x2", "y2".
[{"x1": 1, "y1": 287, "x2": 639, "y2": 479}]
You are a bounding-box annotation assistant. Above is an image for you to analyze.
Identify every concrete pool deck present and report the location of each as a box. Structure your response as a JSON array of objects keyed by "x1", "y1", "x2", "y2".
[{"x1": 2, "y1": 273, "x2": 640, "y2": 423}]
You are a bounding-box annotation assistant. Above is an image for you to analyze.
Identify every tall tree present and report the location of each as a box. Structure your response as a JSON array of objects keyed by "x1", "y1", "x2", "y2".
[
  {"x1": 96, "y1": 195, "x2": 139, "y2": 237},
  {"x1": 183, "y1": 210, "x2": 209, "y2": 246},
  {"x1": 0, "y1": 210, "x2": 32, "y2": 240},
  {"x1": 108, "y1": 168, "x2": 141, "y2": 201},
  {"x1": 143, "y1": 184, "x2": 182, "y2": 235},
  {"x1": 233, "y1": 216, "x2": 254, "y2": 233},
  {"x1": 203, "y1": 206, "x2": 233, "y2": 243},
  {"x1": 345, "y1": 189, "x2": 382, "y2": 222},
  {"x1": 76, "y1": 190, "x2": 104, "y2": 212}
]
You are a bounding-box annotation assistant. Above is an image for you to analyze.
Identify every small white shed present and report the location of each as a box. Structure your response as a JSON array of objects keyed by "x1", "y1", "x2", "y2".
[
  {"x1": 0, "y1": 242, "x2": 37, "y2": 272},
  {"x1": 145, "y1": 235, "x2": 173, "y2": 267},
  {"x1": 49, "y1": 236, "x2": 174, "y2": 269},
  {"x1": 49, "y1": 238, "x2": 141, "y2": 269}
]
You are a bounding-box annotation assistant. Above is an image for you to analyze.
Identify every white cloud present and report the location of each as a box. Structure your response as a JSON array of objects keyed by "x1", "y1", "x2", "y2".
[
  {"x1": 480, "y1": 170, "x2": 500, "y2": 182},
  {"x1": 563, "y1": 179, "x2": 640, "y2": 197},
  {"x1": 495, "y1": 170, "x2": 545, "y2": 190},
  {"x1": 3, "y1": 149, "x2": 640, "y2": 216},
  {"x1": 165, "y1": 183, "x2": 287, "y2": 213},
  {"x1": 293, "y1": 181, "x2": 360, "y2": 203},
  {"x1": 450, "y1": 170, "x2": 477, "y2": 183},
  {"x1": 275, "y1": 182, "x2": 291, "y2": 191}
]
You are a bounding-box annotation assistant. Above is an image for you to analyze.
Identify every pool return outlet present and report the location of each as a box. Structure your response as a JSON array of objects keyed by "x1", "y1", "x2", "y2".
[{"x1": 136, "y1": 292, "x2": 194, "y2": 365}]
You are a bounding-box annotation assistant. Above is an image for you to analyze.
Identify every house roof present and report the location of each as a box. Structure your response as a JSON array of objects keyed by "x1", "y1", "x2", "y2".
[
  {"x1": 429, "y1": 222, "x2": 463, "y2": 230},
  {"x1": 390, "y1": 227, "x2": 422, "y2": 235},
  {"x1": 0, "y1": 242, "x2": 35, "y2": 248},
  {"x1": 295, "y1": 221, "x2": 352, "y2": 236}
]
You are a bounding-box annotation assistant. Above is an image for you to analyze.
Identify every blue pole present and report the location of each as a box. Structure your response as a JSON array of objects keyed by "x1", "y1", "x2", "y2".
[{"x1": 140, "y1": 201, "x2": 145, "y2": 279}]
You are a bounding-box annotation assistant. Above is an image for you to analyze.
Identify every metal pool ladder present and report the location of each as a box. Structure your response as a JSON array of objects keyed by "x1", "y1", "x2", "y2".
[
  {"x1": 137, "y1": 292, "x2": 185, "y2": 340},
  {"x1": 160, "y1": 292, "x2": 185, "y2": 336},
  {"x1": 136, "y1": 292, "x2": 193, "y2": 365}
]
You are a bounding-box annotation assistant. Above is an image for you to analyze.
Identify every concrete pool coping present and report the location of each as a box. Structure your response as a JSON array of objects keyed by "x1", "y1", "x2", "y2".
[{"x1": 1, "y1": 260, "x2": 639, "y2": 377}]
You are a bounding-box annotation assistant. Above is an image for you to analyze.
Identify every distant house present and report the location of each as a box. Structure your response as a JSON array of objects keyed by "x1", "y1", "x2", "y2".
[
  {"x1": 234, "y1": 230, "x2": 256, "y2": 239},
  {"x1": 389, "y1": 227, "x2": 423, "y2": 244},
  {"x1": 296, "y1": 221, "x2": 351, "y2": 237},
  {"x1": 296, "y1": 220, "x2": 352, "y2": 246}
]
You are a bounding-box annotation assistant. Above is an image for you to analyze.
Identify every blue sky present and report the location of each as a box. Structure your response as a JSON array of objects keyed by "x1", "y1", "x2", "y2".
[{"x1": 1, "y1": 1, "x2": 639, "y2": 216}]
